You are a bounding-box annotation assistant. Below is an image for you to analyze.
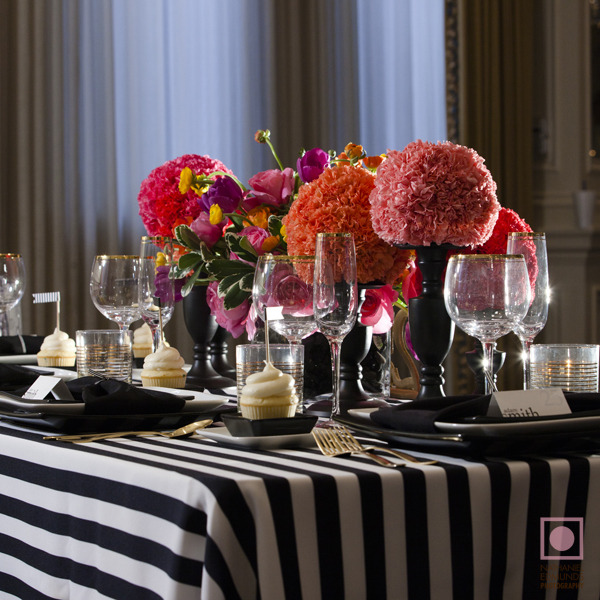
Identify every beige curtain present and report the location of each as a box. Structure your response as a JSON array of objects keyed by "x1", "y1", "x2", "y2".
[{"x1": 454, "y1": 0, "x2": 536, "y2": 391}]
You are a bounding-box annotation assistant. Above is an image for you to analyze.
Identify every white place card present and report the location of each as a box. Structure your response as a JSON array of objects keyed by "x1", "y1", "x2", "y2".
[
  {"x1": 487, "y1": 388, "x2": 571, "y2": 418},
  {"x1": 22, "y1": 376, "x2": 75, "y2": 402}
]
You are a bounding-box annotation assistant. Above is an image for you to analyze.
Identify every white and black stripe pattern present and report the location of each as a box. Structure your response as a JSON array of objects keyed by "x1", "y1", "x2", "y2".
[
  {"x1": 1, "y1": 426, "x2": 600, "y2": 600},
  {"x1": 32, "y1": 292, "x2": 60, "y2": 304}
]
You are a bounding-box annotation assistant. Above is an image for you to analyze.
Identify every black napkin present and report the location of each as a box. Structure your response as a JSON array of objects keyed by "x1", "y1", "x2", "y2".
[
  {"x1": 76, "y1": 379, "x2": 187, "y2": 415},
  {"x1": 370, "y1": 393, "x2": 600, "y2": 434},
  {"x1": 0, "y1": 364, "x2": 41, "y2": 392},
  {"x1": 0, "y1": 335, "x2": 44, "y2": 355}
]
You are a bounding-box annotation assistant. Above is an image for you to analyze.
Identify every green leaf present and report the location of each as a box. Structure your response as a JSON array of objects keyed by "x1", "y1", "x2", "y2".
[
  {"x1": 205, "y1": 258, "x2": 255, "y2": 280},
  {"x1": 225, "y1": 232, "x2": 258, "y2": 263},
  {"x1": 175, "y1": 225, "x2": 201, "y2": 251},
  {"x1": 223, "y1": 284, "x2": 251, "y2": 310},
  {"x1": 178, "y1": 251, "x2": 203, "y2": 271},
  {"x1": 181, "y1": 268, "x2": 202, "y2": 296},
  {"x1": 225, "y1": 213, "x2": 247, "y2": 231}
]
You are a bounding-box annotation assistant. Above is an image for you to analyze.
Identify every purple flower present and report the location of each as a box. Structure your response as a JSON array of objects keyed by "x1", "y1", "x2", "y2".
[
  {"x1": 198, "y1": 176, "x2": 244, "y2": 214},
  {"x1": 190, "y1": 212, "x2": 222, "y2": 248},
  {"x1": 154, "y1": 265, "x2": 184, "y2": 304},
  {"x1": 297, "y1": 148, "x2": 330, "y2": 183},
  {"x1": 244, "y1": 168, "x2": 295, "y2": 209}
]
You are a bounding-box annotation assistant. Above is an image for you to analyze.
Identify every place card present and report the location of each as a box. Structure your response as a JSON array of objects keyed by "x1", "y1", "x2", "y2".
[
  {"x1": 266, "y1": 306, "x2": 284, "y2": 321},
  {"x1": 487, "y1": 388, "x2": 571, "y2": 418},
  {"x1": 22, "y1": 376, "x2": 75, "y2": 402}
]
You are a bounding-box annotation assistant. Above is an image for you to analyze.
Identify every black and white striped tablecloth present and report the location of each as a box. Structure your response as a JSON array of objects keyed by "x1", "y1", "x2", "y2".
[{"x1": 1, "y1": 423, "x2": 599, "y2": 600}]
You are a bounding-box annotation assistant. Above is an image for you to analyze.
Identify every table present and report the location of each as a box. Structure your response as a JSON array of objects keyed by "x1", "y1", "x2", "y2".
[{"x1": 1, "y1": 421, "x2": 600, "y2": 599}]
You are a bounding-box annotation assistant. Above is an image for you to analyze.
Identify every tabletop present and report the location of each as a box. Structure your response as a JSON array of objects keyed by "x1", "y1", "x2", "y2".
[{"x1": 1, "y1": 415, "x2": 599, "y2": 600}]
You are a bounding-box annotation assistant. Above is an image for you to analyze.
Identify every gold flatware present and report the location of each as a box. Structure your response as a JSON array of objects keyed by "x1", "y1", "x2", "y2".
[
  {"x1": 334, "y1": 425, "x2": 437, "y2": 465},
  {"x1": 44, "y1": 419, "x2": 213, "y2": 443},
  {"x1": 312, "y1": 427, "x2": 397, "y2": 468}
]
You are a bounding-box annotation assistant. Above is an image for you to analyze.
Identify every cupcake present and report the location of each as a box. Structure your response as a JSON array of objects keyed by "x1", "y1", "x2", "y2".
[
  {"x1": 140, "y1": 341, "x2": 187, "y2": 388},
  {"x1": 132, "y1": 323, "x2": 153, "y2": 359},
  {"x1": 239, "y1": 362, "x2": 298, "y2": 419},
  {"x1": 36, "y1": 327, "x2": 76, "y2": 367}
]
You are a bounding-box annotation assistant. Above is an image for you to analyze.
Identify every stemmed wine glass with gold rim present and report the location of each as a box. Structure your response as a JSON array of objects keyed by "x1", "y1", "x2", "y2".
[{"x1": 0, "y1": 253, "x2": 26, "y2": 336}]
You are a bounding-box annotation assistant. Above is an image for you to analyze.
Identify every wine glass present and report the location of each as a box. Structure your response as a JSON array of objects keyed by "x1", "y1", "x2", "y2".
[
  {"x1": 507, "y1": 232, "x2": 550, "y2": 389},
  {"x1": 0, "y1": 254, "x2": 26, "y2": 336},
  {"x1": 90, "y1": 255, "x2": 142, "y2": 331},
  {"x1": 252, "y1": 254, "x2": 317, "y2": 344},
  {"x1": 444, "y1": 254, "x2": 531, "y2": 394},
  {"x1": 313, "y1": 233, "x2": 358, "y2": 423},
  {"x1": 139, "y1": 236, "x2": 176, "y2": 350}
]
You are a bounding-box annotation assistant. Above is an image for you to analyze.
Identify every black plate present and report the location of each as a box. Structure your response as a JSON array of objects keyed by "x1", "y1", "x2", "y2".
[
  {"x1": 222, "y1": 413, "x2": 318, "y2": 437},
  {"x1": 336, "y1": 415, "x2": 600, "y2": 457}
]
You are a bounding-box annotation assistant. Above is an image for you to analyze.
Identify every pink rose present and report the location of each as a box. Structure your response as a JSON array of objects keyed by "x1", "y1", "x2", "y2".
[
  {"x1": 244, "y1": 168, "x2": 295, "y2": 209},
  {"x1": 360, "y1": 285, "x2": 399, "y2": 334},
  {"x1": 206, "y1": 282, "x2": 250, "y2": 338},
  {"x1": 190, "y1": 213, "x2": 222, "y2": 248},
  {"x1": 238, "y1": 226, "x2": 270, "y2": 255}
]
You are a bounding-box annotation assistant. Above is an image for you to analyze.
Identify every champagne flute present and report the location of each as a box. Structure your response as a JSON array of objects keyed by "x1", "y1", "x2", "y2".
[
  {"x1": 252, "y1": 254, "x2": 317, "y2": 344},
  {"x1": 90, "y1": 255, "x2": 142, "y2": 331},
  {"x1": 139, "y1": 237, "x2": 176, "y2": 351},
  {"x1": 0, "y1": 254, "x2": 26, "y2": 336},
  {"x1": 444, "y1": 254, "x2": 531, "y2": 394},
  {"x1": 313, "y1": 233, "x2": 358, "y2": 423},
  {"x1": 507, "y1": 232, "x2": 550, "y2": 389}
]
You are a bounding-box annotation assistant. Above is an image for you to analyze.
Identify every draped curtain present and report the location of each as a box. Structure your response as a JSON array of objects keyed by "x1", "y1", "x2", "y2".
[{"x1": 0, "y1": 0, "x2": 446, "y2": 358}]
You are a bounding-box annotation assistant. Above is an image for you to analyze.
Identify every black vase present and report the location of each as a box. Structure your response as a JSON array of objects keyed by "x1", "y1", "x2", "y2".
[
  {"x1": 210, "y1": 326, "x2": 236, "y2": 379},
  {"x1": 182, "y1": 285, "x2": 236, "y2": 389},
  {"x1": 407, "y1": 244, "x2": 456, "y2": 400}
]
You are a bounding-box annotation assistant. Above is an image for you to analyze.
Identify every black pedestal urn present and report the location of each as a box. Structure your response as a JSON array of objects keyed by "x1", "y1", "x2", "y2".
[
  {"x1": 182, "y1": 285, "x2": 236, "y2": 389},
  {"x1": 407, "y1": 244, "x2": 456, "y2": 400}
]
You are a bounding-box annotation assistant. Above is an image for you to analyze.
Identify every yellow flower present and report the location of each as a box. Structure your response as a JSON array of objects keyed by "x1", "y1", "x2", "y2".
[
  {"x1": 261, "y1": 235, "x2": 279, "y2": 253},
  {"x1": 209, "y1": 204, "x2": 223, "y2": 225},
  {"x1": 155, "y1": 252, "x2": 168, "y2": 267},
  {"x1": 179, "y1": 167, "x2": 193, "y2": 194},
  {"x1": 280, "y1": 224, "x2": 287, "y2": 242},
  {"x1": 344, "y1": 143, "x2": 364, "y2": 161},
  {"x1": 244, "y1": 206, "x2": 270, "y2": 229}
]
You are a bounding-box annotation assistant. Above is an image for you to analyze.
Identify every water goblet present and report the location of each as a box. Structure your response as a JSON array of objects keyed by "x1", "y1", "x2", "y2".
[
  {"x1": 90, "y1": 255, "x2": 142, "y2": 331},
  {"x1": 252, "y1": 254, "x2": 317, "y2": 345},
  {"x1": 139, "y1": 236, "x2": 176, "y2": 350},
  {"x1": 506, "y1": 232, "x2": 550, "y2": 389},
  {"x1": 313, "y1": 233, "x2": 358, "y2": 423},
  {"x1": 444, "y1": 254, "x2": 531, "y2": 394},
  {"x1": 0, "y1": 254, "x2": 26, "y2": 336}
]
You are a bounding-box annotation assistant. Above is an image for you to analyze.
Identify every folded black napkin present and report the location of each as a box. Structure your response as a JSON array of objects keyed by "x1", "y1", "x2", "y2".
[
  {"x1": 0, "y1": 364, "x2": 41, "y2": 392},
  {"x1": 75, "y1": 379, "x2": 187, "y2": 415},
  {"x1": 370, "y1": 393, "x2": 600, "y2": 434},
  {"x1": 0, "y1": 335, "x2": 43, "y2": 355}
]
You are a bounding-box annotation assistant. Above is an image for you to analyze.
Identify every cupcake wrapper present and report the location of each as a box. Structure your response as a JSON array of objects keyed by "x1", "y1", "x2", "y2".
[
  {"x1": 240, "y1": 404, "x2": 297, "y2": 420},
  {"x1": 140, "y1": 375, "x2": 187, "y2": 389},
  {"x1": 37, "y1": 356, "x2": 76, "y2": 367}
]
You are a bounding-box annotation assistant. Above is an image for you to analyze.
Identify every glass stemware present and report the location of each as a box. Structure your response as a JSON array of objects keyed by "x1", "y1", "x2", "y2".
[
  {"x1": 252, "y1": 254, "x2": 317, "y2": 345},
  {"x1": 506, "y1": 232, "x2": 550, "y2": 389},
  {"x1": 444, "y1": 254, "x2": 531, "y2": 394},
  {"x1": 0, "y1": 254, "x2": 26, "y2": 336},
  {"x1": 90, "y1": 255, "x2": 142, "y2": 331},
  {"x1": 313, "y1": 233, "x2": 358, "y2": 423},
  {"x1": 139, "y1": 237, "x2": 176, "y2": 351}
]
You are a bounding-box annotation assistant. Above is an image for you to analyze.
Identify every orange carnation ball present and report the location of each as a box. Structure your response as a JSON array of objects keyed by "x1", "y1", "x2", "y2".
[{"x1": 283, "y1": 164, "x2": 412, "y2": 284}]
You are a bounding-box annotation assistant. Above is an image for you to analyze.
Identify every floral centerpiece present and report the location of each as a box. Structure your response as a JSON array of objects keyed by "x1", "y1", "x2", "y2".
[{"x1": 138, "y1": 132, "x2": 413, "y2": 338}]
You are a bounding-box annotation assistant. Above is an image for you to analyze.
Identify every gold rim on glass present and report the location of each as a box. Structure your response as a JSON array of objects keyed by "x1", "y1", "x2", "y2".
[
  {"x1": 449, "y1": 254, "x2": 526, "y2": 261},
  {"x1": 95, "y1": 255, "x2": 140, "y2": 260},
  {"x1": 0, "y1": 253, "x2": 22, "y2": 258},
  {"x1": 507, "y1": 232, "x2": 546, "y2": 238},
  {"x1": 316, "y1": 232, "x2": 352, "y2": 238}
]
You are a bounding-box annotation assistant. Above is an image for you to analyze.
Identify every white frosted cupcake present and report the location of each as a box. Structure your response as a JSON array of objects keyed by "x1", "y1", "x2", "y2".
[
  {"x1": 140, "y1": 341, "x2": 187, "y2": 388},
  {"x1": 132, "y1": 323, "x2": 153, "y2": 359},
  {"x1": 240, "y1": 362, "x2": 298, "y2": 419},
  {"x1": 37, "y1": 328, "x2": 76, "y2": 367}
]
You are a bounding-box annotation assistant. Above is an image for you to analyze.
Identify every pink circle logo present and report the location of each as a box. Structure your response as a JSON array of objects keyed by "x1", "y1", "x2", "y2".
[{"x1": 549, "y1": 526, "x2": 575, "y2": 552}]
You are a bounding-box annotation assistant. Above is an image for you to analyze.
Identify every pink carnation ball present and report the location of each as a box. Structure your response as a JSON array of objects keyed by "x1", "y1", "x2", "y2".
[
  {"x1": 138, "y1": 154, "x2": 231, "y2": 237},
  {"x1": 369, "y1": 140, "x2": 500, "y2": 248}
]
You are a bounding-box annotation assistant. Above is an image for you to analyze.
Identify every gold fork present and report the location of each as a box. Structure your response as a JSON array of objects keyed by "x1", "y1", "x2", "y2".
[
  {"x1": 335, "y1": 425, "x2": 437, "y2": 465},
  {"x1": 44, "y1": 419, "x2": 213, "y2": 443},
  {"x1": 312, "y1": 427, "x2": 398, "y2": 467}
]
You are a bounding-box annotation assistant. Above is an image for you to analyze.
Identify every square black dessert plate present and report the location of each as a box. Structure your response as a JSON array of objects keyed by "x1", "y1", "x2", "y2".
[{"x1": 222, "y1": 413, "x2": 318, "y2": 437}]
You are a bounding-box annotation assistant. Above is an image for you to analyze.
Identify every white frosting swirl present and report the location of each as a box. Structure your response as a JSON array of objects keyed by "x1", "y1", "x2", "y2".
[
  {"x1": 142, "y1": 342, "x2": 185, "y2": 372},
  {"x1": 38, "y1": 328, "x2": 76, "y2": 355},
  {"x1": 240, "y1": 362, "x2": 298, "y2": 406},
  {"x1": 133, "y1": 323, "x2": 153, "y2": 347}
]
